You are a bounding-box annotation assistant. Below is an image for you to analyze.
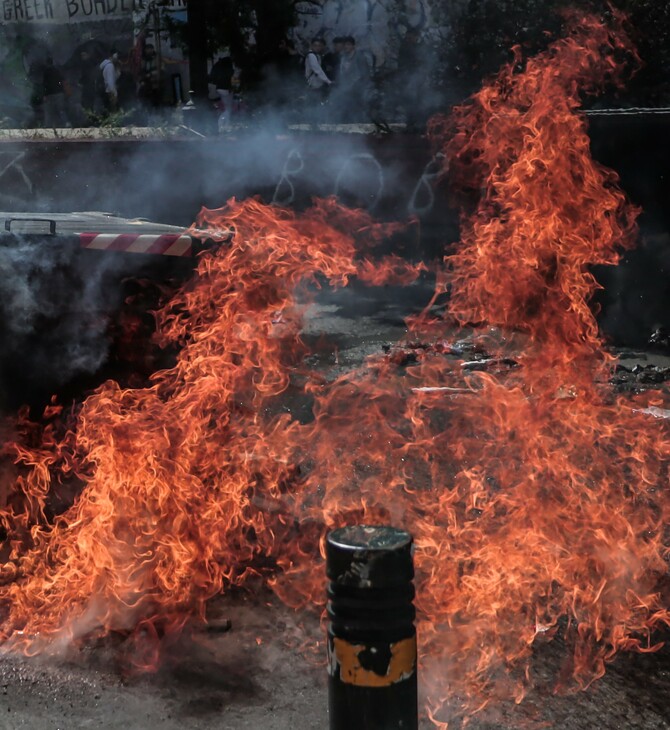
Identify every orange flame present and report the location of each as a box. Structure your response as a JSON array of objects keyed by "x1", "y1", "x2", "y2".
[
  {"x1": 0, "y1": 10, "x2": 667, "y2": 729},
  {"x1": 0, "y1": 198, "x2": 421, "y2": 670},
  {"x1": 269, "y1": 10, "x2": 670, "y2": 723}
]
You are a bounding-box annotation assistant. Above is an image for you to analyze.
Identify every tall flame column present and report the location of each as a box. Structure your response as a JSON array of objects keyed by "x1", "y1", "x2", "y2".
[{"x1": 326, "y1": 526, "x2": 418, "y2": 730}]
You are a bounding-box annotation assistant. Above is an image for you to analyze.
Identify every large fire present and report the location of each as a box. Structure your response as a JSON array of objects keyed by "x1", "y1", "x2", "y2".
[{"x1": 0, "y1": 9, "x2": 668, "y2": 728}]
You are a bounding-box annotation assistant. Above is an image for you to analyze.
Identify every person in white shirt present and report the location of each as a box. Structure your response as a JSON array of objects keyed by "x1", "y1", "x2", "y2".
[
  {"x1": 304, "y1": 37, "x2": 332, "y2": 98},
  {"x1": 100, "y1": 51, "x2": 121, "y2": 111}
]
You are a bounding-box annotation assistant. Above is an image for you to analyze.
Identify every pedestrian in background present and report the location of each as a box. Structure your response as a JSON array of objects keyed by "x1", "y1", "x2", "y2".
[
  {"x1": 322, "y1": 36, "x2": 344, "y2": 87},
  {"x1": 137, "y1": 43, "x2": 161, "y2": 110},
  {"x1": 78, "y1": 49, "x2": 99, "y2": 114},
  {"x1": 335, "y1": 36, "x2": 372, "y2": 122},
  {"x1": 100, "y1": 50, "x2": 121, "y2": 112},
  {"x1": 42, "y1": 56, "x2": 68, "y2": 128},
  {"x1": 276, "y1": 38, "x2": 304, "y2": 103},
  {"x1": 208, "y1": 52, "x2": 242, "y2": 130},
  {"x1": 304, "y1": 37, "x2": 332, "y2": 98}
]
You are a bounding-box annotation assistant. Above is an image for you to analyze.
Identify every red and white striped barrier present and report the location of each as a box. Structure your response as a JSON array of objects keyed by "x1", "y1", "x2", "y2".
[{"x1": 79, "y1": 232, "x2": 193, "y2": 257}]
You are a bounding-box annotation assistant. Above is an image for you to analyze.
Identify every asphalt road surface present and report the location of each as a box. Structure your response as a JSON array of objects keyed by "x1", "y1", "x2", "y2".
[{"x1": 0, "y1": 279, "x2": 668, "y2": 729}]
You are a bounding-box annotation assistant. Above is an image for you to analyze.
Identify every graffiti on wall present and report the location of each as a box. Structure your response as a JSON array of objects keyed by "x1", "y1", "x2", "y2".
[
  {"x1": 0, "y1": 0, "x2": 188, "y2": 124},
  {"x1": 271, "y1": 145, "x2": 443, "y2": 216},
  {"x1": 0, "y1": 0, "x2": 185, "y2": 24},
  {"x1": 0, "y1": 151, "x2": 34, "y2": 206},
  {"x1": 0, "y1": 19, "x2": 135, "y2": 124},
  {"x1": 294, "y1": 0, "x2": 431, "y2": 68}
]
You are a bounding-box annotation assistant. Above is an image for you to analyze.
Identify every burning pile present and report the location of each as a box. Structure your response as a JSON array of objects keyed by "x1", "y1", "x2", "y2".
[
  {"x1": 0, "y1": 200, "x2": 420, "y2": 668},
  {"x1": 0, "y1": 9, "x2": 668, "y2": 728}
]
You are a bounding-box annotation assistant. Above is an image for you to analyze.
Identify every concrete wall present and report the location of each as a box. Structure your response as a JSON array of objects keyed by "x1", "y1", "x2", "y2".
[
  {"x1": 0, "y1": 129, "x2": 455, "y2": 255},
  {"x1": 0, "y1": 117, "x2": 669, "y2": 346},
  {"x1": 0, "y1": 115, "x2": 667, "y2": 230}
]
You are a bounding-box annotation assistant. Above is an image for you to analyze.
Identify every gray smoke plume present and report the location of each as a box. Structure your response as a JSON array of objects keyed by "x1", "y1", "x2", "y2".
[{"x1": 0, "y1": 232, "x2": 153, "y2": 406}]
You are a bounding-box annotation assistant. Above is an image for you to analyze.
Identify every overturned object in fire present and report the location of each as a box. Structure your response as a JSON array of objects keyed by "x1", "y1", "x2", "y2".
[
  {"x1": 326, "y1": 525, "x2": 418, "y2": 730},
  {"x1": 0, "y1": 211, "x2": 225, "y2": 258}
]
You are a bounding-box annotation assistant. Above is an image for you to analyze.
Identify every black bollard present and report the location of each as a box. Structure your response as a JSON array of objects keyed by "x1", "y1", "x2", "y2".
[{"x1": 326, "y1": 525, "x2": 418, "y2": 730}]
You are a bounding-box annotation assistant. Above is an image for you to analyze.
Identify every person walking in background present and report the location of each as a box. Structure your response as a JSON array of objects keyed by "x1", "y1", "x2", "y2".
[
  {"x1": 276, "y1": 38, "x2": 303, "y2": 77},
  {"x1": 276, "y1": 38, "x2": 304, "y2": 102},
  {"x1": 208, "y1": 52, "x2": 238, "y2": 129},
  {"x1": 257, "y1": 37, "x2": 304, "y2": 120},
  {"x1": 322, "y1": 36, "x2": 344, "y2": 88},
  {"x1": 42, "y1": 56, "x2": 68, "y2": 128},
  {"x1": 137, "y1": 43, "x2": 161, "y2": 111},
  {"x1": 334, "y1": 36, "x2": 372, "y2": 122},
  {"x1": 304, "y1": 37, "x2": 332, "y2": 107},
  {"x1": 78, "y1": 49, "x2": 99, "y2": 115},
  {"x1": 100, "y1": 50, "x2": 121, "y2": 112}
]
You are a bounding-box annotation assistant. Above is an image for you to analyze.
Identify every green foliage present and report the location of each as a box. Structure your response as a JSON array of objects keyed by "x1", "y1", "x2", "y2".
[{"x1": 85, "y1": 108, "x2": 135, "y2": 129}]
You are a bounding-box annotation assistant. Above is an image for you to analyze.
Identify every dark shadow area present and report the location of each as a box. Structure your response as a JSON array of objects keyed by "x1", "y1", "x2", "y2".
[{"x1": 589, "y1": 114, "x2": 670, "y2": 348}]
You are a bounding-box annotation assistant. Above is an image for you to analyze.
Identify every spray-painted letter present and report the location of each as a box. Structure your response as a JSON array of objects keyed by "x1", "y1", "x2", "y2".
[
  {"x1": 272, "y1": 148, "x2": 305, "y2": 207},
  {"x1": 407, "y1": 152, "x2": 446, "y2": 217}
]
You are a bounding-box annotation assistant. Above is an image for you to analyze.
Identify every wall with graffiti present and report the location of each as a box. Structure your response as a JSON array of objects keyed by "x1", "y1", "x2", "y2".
[
  {"x1": 293, "y1": 0, "x2": 436, "y2": 68},
  {"x1": 0, "y1": 0, "x2": 187, "y2": 126},
  {"x1": 0, "y1": 0, "x2": 445, "y2": 126}
]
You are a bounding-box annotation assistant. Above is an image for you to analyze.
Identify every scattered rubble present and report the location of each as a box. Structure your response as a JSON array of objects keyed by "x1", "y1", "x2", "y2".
[{"x1": 381, "y1": 338, "x2": 670, "y2": 393}]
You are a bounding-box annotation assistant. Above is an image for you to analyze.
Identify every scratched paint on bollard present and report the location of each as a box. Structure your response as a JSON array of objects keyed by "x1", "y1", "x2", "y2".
[{"x1": 329, "y1": 636, "x2": 416, "y2": 687}]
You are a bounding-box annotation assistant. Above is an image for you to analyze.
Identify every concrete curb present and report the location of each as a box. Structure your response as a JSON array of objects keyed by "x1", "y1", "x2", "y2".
[{"x1": 0, "y1": 122, "x2": 411, "y2": 142}]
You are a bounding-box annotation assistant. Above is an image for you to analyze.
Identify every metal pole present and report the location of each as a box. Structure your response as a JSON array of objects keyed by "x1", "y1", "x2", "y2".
[
  {"x1": 185, "y1": 0, "x2": 209, "y2": 100},
  {"x1": 326, "y1": 525, "x2": 418, "y2": 730},
  {"x1": 154, "y1": 4, "x2": 162, "y2": 101}
]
